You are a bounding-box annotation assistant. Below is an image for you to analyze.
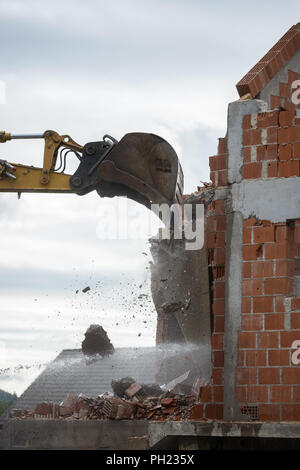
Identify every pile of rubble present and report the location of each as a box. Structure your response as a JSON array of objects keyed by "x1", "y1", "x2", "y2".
[{"x1": 9, "y1": 375, "x2": 206, "y2": 422}]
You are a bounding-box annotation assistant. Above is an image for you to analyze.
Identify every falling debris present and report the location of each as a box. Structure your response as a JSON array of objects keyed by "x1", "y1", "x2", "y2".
[
  {"x1": 81, "y1": 324, "x2": 114, "y2": 358},
  {"x1": 111, "y1": 377, "x2": 135, "y2": 398},
  {"x1": 82, "y1": 286, "x2": 91, "y2": 293}
]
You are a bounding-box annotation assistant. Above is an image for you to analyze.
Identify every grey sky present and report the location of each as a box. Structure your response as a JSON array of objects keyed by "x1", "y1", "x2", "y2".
[{"x1": 0, "y1": 0, "x2": 299, "y2": 394}]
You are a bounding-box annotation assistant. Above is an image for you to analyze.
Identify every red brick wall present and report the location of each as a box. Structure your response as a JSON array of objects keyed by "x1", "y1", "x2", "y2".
[
  {"x1": 194, "y1": 137, "x2": 228, "y2": 420},
  {"x1": 238, "y1": 218, "x2": 300, "y2": 420},
  {"x1": 242, "y1": 73, "x2": 300, "y2": 180},
  {"x1": 199, "y1": 70, "x2": 300, "y2": 421},
  {"x1": 236, "y1": 71, "x2": 300, "y2": 420}
]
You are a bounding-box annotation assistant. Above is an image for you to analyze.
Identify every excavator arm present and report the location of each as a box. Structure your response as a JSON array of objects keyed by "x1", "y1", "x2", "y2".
[{"x1": 0, "y1": 130, "x2": 184, "y2": 208}]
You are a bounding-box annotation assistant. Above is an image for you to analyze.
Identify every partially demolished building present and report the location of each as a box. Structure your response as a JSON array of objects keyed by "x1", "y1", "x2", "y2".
[{"x1": 1, "y1": 23, "x2": 300, "y2": 450}]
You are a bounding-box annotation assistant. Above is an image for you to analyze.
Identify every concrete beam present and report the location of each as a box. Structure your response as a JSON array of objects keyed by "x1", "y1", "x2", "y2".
[
  {"x1": 227, "y1": 99, "x2": 267, "y2": 185},
  {"x1": 148, "y1": 421, "x2": 300, "y2": 449},
  {"x1": 223, "y1": 99, "x2": 268, "y2": 421}
]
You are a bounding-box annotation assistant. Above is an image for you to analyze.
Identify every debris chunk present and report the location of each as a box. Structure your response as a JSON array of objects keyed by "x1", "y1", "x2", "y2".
[
  {"x1": 81, "y1": 324, "x2": 114, "y2": 358},
  {"x1": 111, "y1": 377, "x2": 135, "y2": 398},
  {"x1": 82, "y1": 286, "x2": 91, "y2": 293}
]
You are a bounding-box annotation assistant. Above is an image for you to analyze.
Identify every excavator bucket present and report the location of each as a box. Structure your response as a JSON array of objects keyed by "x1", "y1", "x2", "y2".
[{"x1": 95, "y1": 133, "x2": 184, "y2": 209}]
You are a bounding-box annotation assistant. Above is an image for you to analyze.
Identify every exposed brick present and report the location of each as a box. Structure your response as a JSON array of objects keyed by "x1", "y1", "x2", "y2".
[
  {"x1": 291, "y1": 298, "x2": 300, "y2": 310},
  {"x1": 218, "y1": 137, "x2": 227, "y2": 154},
  {"x1": 294, "y1": 142, "x2": 300, "y2": 159},
  {"x1": 253, "y1": 296, "x2": 274, "y2": 313},
  {"x1": 282, "y1": 99, "x2": 296, "y2": 112},
  {"x1": 214, "y1": 315, "x2": 225, "y2": 332},
  {"x1": 278, "y1": 159, "x2": 299, "y2": 177},
  {"x1": 293, "y1": 386, "x2": 300, "y2": 402},
  {"x1": 248, "y1": 386, "x2": 268, "y2": 402},
  {"x1": 217, "y1": 170, "x2": 227, "y2": 186},
  {"x1": 279, "y1": 143, "x2": 292, "y2": 161},
  {"x1": 295, "y1": 225, "x2": 300, "y2": 242},
  {"x1": 288, "y1": 69, "x2": 300, "y2": 84},
  {"x1": 243, "y1": 147, "x2": 252, "y2": 164},
  {"x1": 215, "y1": 247, "x2": 226, "y2": 265},
  {"x1": 243, "y1": 244, "x2": 263, "y2": 261},
  {"x1": 259, "y1": 404, "x2": 280, "y2": 420},
  {"x1": 243, "y1": 129, "x2": 262, "y2": 146},
  {"x1": 213, "y1": 386, "x2": 224, "y2": 402},
  {"x1": 246, "y1": 349, "x2": 266, "y2": 366},
  {"x1": 209, "y1": 156, "x2": 217, "y2": 171},
  {"x1": 279, "y1": 82, "x2": 290, "y2": 98},
  {"x1": 257, "y1": 332, "x2": 279, "y2": 348},
  {"x1": 275, "y1": 225, "x2": 292, "y2": 242},
  {"x1": 242, "y1": 297, "x2": 252, "y2": 313},
  {"x1": 236, "y1": 367, "x2": 257, "y2": 385},
  {"x1": 236, "y1": 386, "x2": 247, "y2": 402},
  {"x1": 265, "y1": 242, "x2": 292, "y2": 259},
  {"x1": 238, "y1": 332, "x2": 256, "y2": 349},
  {"x1": 282, "y1": 404, "x2": 300, "y2": 420},
  {"x1": 253, "y1": 261, "x2": 274, "y2": 277},
  {"x1": 270, "y1": 95, "x2": 282, "y2": 109},
  {"x1": 279, "y1": 110, "x2": 296, "y2": 127},
  {"x1": 267, "y1": 127, "x2": 278, "y2": 143},
  {"x1": 257, "y1": 111, "x2": 279, "y2": 128},
  {"x1": 253, "y1": 226, "x2": 275, "y2": 243},
  {"x1": 205, "y1": 215, "x2": 215, "y2": 233},
  {"x1": 242, "y1": 279, "x2": 263, "y2": 296},
  {"x1": 282, "y1": 368, "x2": 300, "y2": 385},
  {"x1": 281, "y1": 331, "x2": 300, "y2": 348},
  {"x1": 210, "y1": 171, "x2": 216, "y2": 186},
  {"x1": 204, "y1": 404, "x2": 223, "y2": 420},
  {"x1": 242, "y1": 315, "x2": 263, "y2": 332},
  {"x1": 213, "y1": 351, "x2": 224, "y2": 367},
  {"x1": 257, "y1": 144, "x2": 278, "y2": 161},
  {"x1": 211, "y1": 333, "x2": 223, "y2": 350},
  {"x1": 243, "y1": 262, "x2": 252, "y2": 279},
  {"x1": 275, "y1": 259, "x2": 294, "y2": 277},
  {"x1": 270, "y1": 386, "x2": 292, "y2": 402},
  {"x1": 278, "y1": 126, "x2": 300, "y2": 143},
  {"x1": 267, "y1": 161, "x2": 278, "y2": 177},
  {"x1": 243, "y1": 228, "x2": 252, "y2": 244},
  {"x1": 212, "y1": 299, "x2": 225, "y2": 316},
  {"x1": 216, "y1": 215, "x2": 226, "y2": 231},
  {"x1": 206, "y1": 232, "x2": 225, "y2": 248},
  {"x1": 259, "y1": 368, "x2": 280, "y2": 384},
  {"x1": 237, "y1": 350, "x2": 245, "y2": 366},
  {"x1": 291, "y1": 313, "x2": 300, "y2": 329},
  {"x1": 243, "y1": 162, "x2": 262, "y2": 179},
  {"x1": 189, "y1": 404, "x2": 203, "y2": 420},
  {"x1": 275, "y1": 296, "x2": 285, "y2": 313},
  {"x1": 200, "y1": 385, "x2": 212, "y2": 402},
  {"x1": 213, "y1": 199, "x2": 224, "y2": 215},
  {"x1": 215, "y1": 282, "x2": 225, "y2": 299},
  {"x1": 243, "y1": 217, "x2": 258, "y2": 228},
  {"x1": 212, "y1": 368, "x2": 223, "y2": 385},
  {"x1": 265, "y1": 278, "x2": 293, "y2": 295},
  {"x1": 268, "y1": 349, "x2": 290, "y2": 366},
  {"x1": 265, "y1": 314, "x2": 285, "y2": 331},
  {"x1": 242, "y1": 115, "x2": 252, "y2": 130}
]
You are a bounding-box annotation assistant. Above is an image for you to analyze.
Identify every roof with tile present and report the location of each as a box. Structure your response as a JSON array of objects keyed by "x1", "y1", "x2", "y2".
[
  {"x1": 236, "y1": 23, "x2": 300, "y2": 97},
  {"x1": 13, "y1": 347, "x2": 158, "y2": 411}
]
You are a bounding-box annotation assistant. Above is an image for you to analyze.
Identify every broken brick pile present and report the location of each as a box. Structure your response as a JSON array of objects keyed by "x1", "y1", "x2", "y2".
[{"x1": 9, "y1": 389, "x2": 200, "y2": 422}]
